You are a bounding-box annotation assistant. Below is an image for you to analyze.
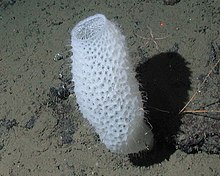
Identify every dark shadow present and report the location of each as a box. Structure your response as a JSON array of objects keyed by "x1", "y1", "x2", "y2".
[{"x1": 129, "y1": 52, "x2": 191, "y2": 166}]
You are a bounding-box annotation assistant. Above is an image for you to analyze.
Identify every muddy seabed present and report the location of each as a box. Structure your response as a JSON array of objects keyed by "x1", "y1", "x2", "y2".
[{"x1": 0, "y1": 0, "x2": 219, "y2": 175}]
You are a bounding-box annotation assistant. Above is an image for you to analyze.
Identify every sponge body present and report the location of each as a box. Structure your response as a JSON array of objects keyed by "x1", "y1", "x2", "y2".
[{"x1": 71, "y1": 14, "x2": 153, "y2": 154}]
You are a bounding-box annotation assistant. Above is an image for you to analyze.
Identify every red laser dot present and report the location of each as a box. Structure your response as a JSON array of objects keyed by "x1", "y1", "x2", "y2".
[{"x1": 160, "y1": 21, "x2": 165, "y2": 27}]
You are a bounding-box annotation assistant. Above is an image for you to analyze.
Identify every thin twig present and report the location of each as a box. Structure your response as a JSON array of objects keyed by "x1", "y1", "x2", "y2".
[
  {"x1": 179, "y1": 56, "x2": 220, "y2": 114},
  {"x1": 183, "y1": 109, "x2": 220, "y2": 113},
  {"x1": 134, "y1": 25, "x2": 169, "y2": 51}
]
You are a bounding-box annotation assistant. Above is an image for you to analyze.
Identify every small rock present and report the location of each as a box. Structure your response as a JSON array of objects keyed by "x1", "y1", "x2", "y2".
[{"x1": 25, "y1": 116, "x2": 37, "y2": 129}]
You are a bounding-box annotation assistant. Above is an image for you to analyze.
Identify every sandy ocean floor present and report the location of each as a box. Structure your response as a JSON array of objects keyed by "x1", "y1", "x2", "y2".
[{"x1": 0, "y1": 0, "x2": 220, "y2": 175}]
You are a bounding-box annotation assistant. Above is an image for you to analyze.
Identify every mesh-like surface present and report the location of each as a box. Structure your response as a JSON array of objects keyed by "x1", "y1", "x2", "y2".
[{"x1": 71, "y1": 14, "x2": 149, "y2": 153}]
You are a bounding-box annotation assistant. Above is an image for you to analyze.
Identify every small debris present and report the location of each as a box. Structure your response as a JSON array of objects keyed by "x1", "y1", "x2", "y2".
[
  {"x1": 49, "y1": 84, "x2": 70, "y2": 103},
  {"x1": 53, "y1": 51, "x2": 72, "y2": 61},
  {"x1": 56, "y1": 84, "x2": 70, "y2": 100},
  {"x1": 57, "y1": 117, "x2": 76, "y2": 145},
  {"x1": 54, "y1": 53, "x2": 64, "y2": 61},
  {"x1": 0, "y1": 118, "x2": 18, "y2": 130},
  {"x1": 0, "y1": 0, "x2": 16, "y2": 9},
  {"x1": 25, "y1": 116, "x2": 37, "y2": 129},
  {"x1": 163, "y1": 0, "x2": 181, "y2": 5},
  {"x1": 207, "y1": 41, "x2": 219, "y2": 74}
]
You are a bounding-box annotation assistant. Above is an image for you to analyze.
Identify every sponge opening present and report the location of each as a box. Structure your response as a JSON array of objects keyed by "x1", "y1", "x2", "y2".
[{"x1": 72, "y1": 14, "x2": 106, "y2": 41}]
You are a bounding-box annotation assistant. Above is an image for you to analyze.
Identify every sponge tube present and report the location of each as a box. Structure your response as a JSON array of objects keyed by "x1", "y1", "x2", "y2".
[{"x1": 71, "y1": 14, "x2": 153, "y2": 154}]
